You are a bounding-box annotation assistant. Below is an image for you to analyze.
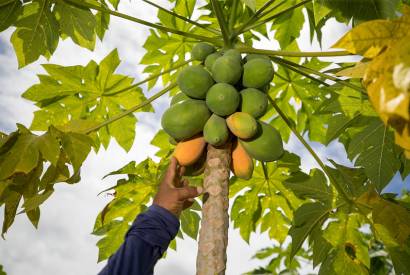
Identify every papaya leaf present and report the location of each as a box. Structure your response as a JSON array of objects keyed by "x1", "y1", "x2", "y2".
[
  {"x1": 180, "y1": 205, "x2": 200, "y2": 239},
  {"x1": 230, "y1": 152, "x2": 303, "y2": 243},
  {"x1": 323, "y1": 213, "x2": 370, "y2": 270},
  {"x1": 316, "y1": 0, "x2": 400, "y2": 25},
  {"x1": 333, "y1": 7, "x2": 410, "y2": 156},
  {"x1": 1, "y1": 0, "x2": 111, "y2": 67},
  {"x1": 140, "y1": 0, "x2": 201, "y2": 90},
  {"x1": 54, "y1": 1, "x2": 97, "y2": 50},
  {"x1": 270, "y1": 0, "x2": 304, "y2": 49},
  {"x1": 22, "y1": 50, "x2": 151, "y2": 152},
  {"x1": 0, "y1": 264, "x2": 6, "y2": 275},
  {"x1": 150, "y1": 129, "x2": 175, "y2": 158},
  {"x1": 0, "y1": 0, "x2": 22, "y2": 32},
  {"x1": 288, "y1": 202, "x2": 331, "y2": 259},
  {"x1": 285, "y1": 168, "x2": 333, "y2": 205},
  {"x1": 0, "y1": 126, "x2": 92, "y2": 235},
  {"x1": 347, "y1": 118, "x2": 401, "y2": 191}
]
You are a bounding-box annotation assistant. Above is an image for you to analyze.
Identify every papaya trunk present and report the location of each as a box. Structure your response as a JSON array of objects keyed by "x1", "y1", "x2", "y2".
[{"x1": 196, "y1": 143, "x2": 232, "y2": 275}]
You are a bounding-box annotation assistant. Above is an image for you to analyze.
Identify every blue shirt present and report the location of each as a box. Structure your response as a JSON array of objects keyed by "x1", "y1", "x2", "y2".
[{"x1": 99, "y1": 204, "x2": 180, "y2": 275}]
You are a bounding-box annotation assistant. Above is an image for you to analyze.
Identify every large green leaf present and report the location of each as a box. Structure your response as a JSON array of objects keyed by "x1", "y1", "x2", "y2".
[
  {"x1": 11, "y1": 0, "x2": 59, "y2": 68},
  {"x1": 0, "y1": 125, "x2": 92, "y2": 236},
  {"x1": 285, "y1": 168, "x2": 333, "y2": 205},
  {"x1": 323, "y1": 213, "x2": 370, "y2": 270},
  {"x1": 22, "y1": 50, "x2": 151, "y2": 151},
  {"x1": 0, "y1": 0, "x2": 22, "y2": 32},
  {"x1": 1, "y1": 0, "x2": 110, "y2": 67},
  {"x1": 288, "y1": 202, "x2": 331, "y2": 259},
  {"x1": 316, "y1": 0, "x2": 400, "y2": 25},
  {"x1": 140, "y1": 0, "x2": 201, "y2": 90},
  {"x1": 230, "y1": 152, "x2": 303, "y2": 243},
  {"x1": 347, "y1": 118, "x2": 401, "y2": 191}
]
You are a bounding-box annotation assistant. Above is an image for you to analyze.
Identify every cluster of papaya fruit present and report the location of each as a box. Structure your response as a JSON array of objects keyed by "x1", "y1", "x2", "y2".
[{"x1": 161, "y1": 43, "x2": 284, "y2": 180}]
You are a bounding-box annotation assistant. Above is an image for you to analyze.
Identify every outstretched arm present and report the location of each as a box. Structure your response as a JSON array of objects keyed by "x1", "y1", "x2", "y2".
[{"x1": 99, "y1": 157, "x2": 203, "y2": 275}]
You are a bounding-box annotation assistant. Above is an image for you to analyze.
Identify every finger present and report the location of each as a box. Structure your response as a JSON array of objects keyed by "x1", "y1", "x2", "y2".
[
  {"x1": 164, "y1": 157, "x2": 178, "y2": 186},
  {"x1": 177, "y1": 186, "x2": 204, "y2": 200},
  {"x1": 182, "y1": 178, "x2": 189, "y2": 187},
  {"x1": 174, "y1": 166, "x2": 186, "y2": 188}
]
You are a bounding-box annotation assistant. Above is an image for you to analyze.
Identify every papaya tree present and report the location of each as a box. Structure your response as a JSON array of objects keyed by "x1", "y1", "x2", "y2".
[{"x1": 1, "y1": 0, "x2": 410, "y2": 274}]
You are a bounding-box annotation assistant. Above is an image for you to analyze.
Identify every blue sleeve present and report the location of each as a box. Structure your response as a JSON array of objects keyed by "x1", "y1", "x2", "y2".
[{"x1": 98, "y1": 204, "x2": 180, "y2": 275}]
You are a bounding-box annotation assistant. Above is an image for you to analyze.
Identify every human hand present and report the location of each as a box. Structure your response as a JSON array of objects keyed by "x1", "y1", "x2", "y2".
[{"x1": 153, "y1": 157, "x2": 203, "y2": 218}]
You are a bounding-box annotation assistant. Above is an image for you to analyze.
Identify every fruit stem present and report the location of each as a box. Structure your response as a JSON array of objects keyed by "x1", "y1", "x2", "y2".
[
  {"x1": 142, "y1": 0, "x2": 221, "y2": 35},
  {"x1": 238, "y1": 47, "x2": 352, "y2": 57},
  {"x1": 267, "y1": 96, "x2": 353, "y2": 203},
  {"x1": 61, "y1": 0, "x2": 223, "y2": 46},
  {"x1": 84, "y1": 83, "x2": 177, "y2": 134}
]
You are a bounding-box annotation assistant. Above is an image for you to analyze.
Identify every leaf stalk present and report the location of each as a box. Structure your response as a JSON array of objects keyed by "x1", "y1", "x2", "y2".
[{"x1": 267, "y1": 96, "x2": 353, "y2": 203}]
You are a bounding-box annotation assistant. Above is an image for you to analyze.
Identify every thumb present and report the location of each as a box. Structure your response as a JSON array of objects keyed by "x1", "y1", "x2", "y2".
[{"x1": 177, "y1": 186, "x2": 203, "y2": 200}]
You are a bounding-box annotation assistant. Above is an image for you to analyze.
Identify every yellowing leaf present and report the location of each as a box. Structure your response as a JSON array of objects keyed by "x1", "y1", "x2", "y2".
[
  {"x1": 333, "y1": 6, "x2": 410, "y2": 156},
  {"x1": 336, "y1": 62, "x2": 369, "y2": 78}
]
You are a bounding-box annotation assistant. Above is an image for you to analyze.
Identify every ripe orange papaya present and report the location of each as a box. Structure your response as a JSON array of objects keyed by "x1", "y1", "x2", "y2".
[
  {"x1": 226, "y1": 112, "x2": 258, "y2": 139},
  {"x1": 231, "y1": 140, "x2": 254, "y2": 180},
  {"x1": 174, "y1": 135, "x2": 206, "y2": 166}
]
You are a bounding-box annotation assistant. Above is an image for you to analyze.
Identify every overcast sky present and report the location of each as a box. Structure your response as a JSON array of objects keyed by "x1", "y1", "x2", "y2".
[{"x1": 0, "y1": 1, "x2": 409, "y2": 275}]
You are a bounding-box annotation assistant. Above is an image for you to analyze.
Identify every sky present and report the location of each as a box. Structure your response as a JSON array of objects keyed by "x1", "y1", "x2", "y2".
[{"x1": 0, "y1": 1, "x2": 409, "y2": 275}]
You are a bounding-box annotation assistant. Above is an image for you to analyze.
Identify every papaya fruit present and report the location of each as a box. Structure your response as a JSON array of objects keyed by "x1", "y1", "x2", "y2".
[
  {"x1": 242, "y1": 58, "x2": 274, "y2": 88},
  {"x1": 174, "y1": 135, "x2": 206, "y2": 166},
  {"x1": 224, "y1": 49, "x2": 242, "y2": 63},
  {"x1": 239, "y1": 121, "x2": 284, "y2": 162},
  {"x1": 231, "y1": 140, "x2": 254, "y2": 180},
  {"x1": 240, "y1": 88, "x2": 268, "y2": 118},
  {"x1": 205, "y1": 52, "x2": 222, "y2": 71},
  {"x1": 245, "y1": 54, "x2": 270, "y2": 62},
  {"x1": 177, "y1": 65, "x2": 214, "y2": 99},
  {"x1": 206, "y1": 83, "x2": 240, "y2": 116},
  {"x1": 226, "y1": 112, "x2": 258, "y2": 139},
  {"x1": 203, "y1": 114, "x2": 229, "y2": 146},
  {"x1": 192, "y1": 42, "x2": 216, "y2": 61},
  {"x1": 185, "y1": 149, "x2": 207, "y2": 176},
  {"x1": 171, "y1": 92, "x2": 190, "y2": 105},
  {"x1": 211, "y1": 56, "x2": 242, "y2": 85},
  {"x1": 161, "y1": 99, "x2": 211, "y2": 140}
]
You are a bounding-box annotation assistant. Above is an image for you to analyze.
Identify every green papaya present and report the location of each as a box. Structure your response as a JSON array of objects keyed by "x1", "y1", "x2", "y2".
[
  {"x1": 206, "y1": 83, "x2": 240, "y2": 116},
  {"x1": 192, "y1": 42, "x2": 216, "y2": 61},
  {"x1": 171, "y1": 92, "x2": 190, "y2": 105},
  {"x1": 211, "y1": 56, "x2": 242, "y2": 85},
  {"x1": 226, "y1": 112, "x2": 258, "y2": 139},
  {"x1": 224, "y1": 49, "x2": 242, "y2": 63},
  {"x1": 245, "y1": 54, "x2": 270, "y2": 62},
  {"x1": 240, "y1": 88, "x2": 268, "y2": 118},
  {"x1": 177, "y1": 65, "x2": 214, "y2": 99},
  {"x1": 203, "y1": 114, "x2": 229, "y2": 146},
  {"x1": 239, "y1": 121, "x2": 284, "y2": 162},
  {"x1": 161, "y1": 99, "x2": 211, "y2": 140},
  {"x1": 205, "y1": 52, "x2": 222, "y2": 71},
  {"x1": 242, "y1": 58, "x2": 274, "y2": 88}
]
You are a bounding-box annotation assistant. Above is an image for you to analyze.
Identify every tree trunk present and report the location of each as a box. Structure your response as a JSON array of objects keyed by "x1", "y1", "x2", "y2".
[{"x1": 196, "y1": 142, "x2": 232, "y2": 275}]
